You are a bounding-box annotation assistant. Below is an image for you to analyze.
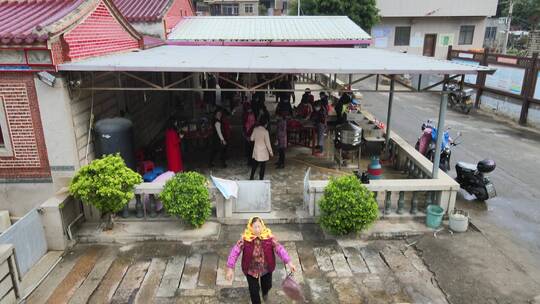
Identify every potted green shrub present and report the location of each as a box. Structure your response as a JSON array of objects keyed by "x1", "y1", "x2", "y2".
[
  {"x1": 319, "y1": 175, "x2": 379, "y2": 235},
  {"x1": 69, "y1": 154, "x2": 142, "y2": 230},
  {"x1": 159, "y1": 171, "x2": 211, "y2": 228}
]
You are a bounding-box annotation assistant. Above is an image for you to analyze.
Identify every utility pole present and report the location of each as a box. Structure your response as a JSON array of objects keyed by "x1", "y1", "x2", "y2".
[
  {"x1": 502, "y1": 0, "x2": 514, "y2": 54},
  {"x1": 297, "y1": 0, "x2": 300, "y2": 16}
]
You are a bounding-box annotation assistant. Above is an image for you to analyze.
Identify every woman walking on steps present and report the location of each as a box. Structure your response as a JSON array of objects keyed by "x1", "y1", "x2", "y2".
[{"x1": 226, "y1": 217, "x2": 297, "y2": 304}]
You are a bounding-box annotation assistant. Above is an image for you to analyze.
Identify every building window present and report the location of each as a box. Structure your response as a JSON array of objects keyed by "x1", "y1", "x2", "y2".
[
  {"x1": 0, "y1": 98, "x2": 13, "y2": 156},
  {"x1": 394, "y1": 26, "x2": 411, "y2": 46},
  {"x1": 245, "y1": 3, "x2": 254, "y2": 13},
  {"x1": 223, "y1": 4, "x2": 239, "y2": 15},
  {"x1": 485, "y1": 26, "x2": 497, "y2": 41},
  {"x1": 459, "y1": 25, "x2": 475, "y2": 45}
]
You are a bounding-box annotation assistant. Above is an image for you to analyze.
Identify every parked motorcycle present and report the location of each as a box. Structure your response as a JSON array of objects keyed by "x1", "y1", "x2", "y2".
[
  {"x1": 415, "y1": 120, "x2": 460, "y2": 172},
  {"x1": 444, "y1": 83, "x2": 474, "y2": 114},
  {"x1": 455, "y1": 159, "x2": 497, "y2": 201}
]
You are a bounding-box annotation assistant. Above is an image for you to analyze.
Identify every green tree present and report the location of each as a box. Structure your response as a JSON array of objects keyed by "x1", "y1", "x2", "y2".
[
  {"x1": 319, "y1": 175, "x2": 379, "y2": 235},
  {"x1": 499, "y1": 0, "x2": 540, "y2": 30},
  {"x1": 159, "y1": 172, "x2": 211, "y2": 228},
  {"x1": 69, "y1": 154, "x2": 142, "y2": 229},
  {"x1": 288, "y1": 0, "x2": 379, "y2": 30}
]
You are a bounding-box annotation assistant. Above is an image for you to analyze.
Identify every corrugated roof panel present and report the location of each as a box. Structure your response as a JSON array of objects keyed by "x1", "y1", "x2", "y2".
[
  {"x1": 113, "y1": 0, "x2": 171, "y2": 22},
  {"x1": 168, "y1": 16, "x2": 371, "y2": 42},
  {"x1": 58, "y1": 45, "x2": 494, "y2": 75}
]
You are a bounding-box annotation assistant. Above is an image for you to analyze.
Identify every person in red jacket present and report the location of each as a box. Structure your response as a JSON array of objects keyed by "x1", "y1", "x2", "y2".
[
  {"x1": 165, "y1": 120, "x2": 183, "y2": 172},
  {"x1": 226, "y1": 217, "x2": 297, "y2": 304}
]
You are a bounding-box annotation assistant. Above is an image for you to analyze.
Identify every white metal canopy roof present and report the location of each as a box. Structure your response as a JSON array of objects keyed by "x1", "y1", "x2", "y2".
[
  {"x1": 59, "y1": 45, "x2": 492, "y2": 75},
  {"x1": 168, "y1": 16, "x2": 371, "y2": 42}
]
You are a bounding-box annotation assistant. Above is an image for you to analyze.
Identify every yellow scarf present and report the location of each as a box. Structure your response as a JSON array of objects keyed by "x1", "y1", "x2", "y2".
[{"x1": 242, "y1": 217, "x2": 273, "y2": 241}]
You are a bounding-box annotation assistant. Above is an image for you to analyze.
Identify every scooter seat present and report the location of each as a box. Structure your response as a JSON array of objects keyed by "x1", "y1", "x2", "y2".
[{"x1": 456, "y1": 161, "x2": 477, "y2": 171}]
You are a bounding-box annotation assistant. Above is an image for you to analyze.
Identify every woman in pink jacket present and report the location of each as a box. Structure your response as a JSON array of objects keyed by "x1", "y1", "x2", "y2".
[{"x1": 226, "y1": 217, "x2": 297, "y2": 304}]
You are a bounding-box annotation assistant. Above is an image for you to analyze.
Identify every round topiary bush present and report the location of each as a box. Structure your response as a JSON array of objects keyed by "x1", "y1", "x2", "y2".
[
  {"x1": 319, "y1": 175, "x2": 379, "y2": 235},
  {"x1": 159, "y1": 171, "x2": 211, "y2": 228},
  {"x1": 69, "y1": 154, "x2": 142, "y2": 229}
]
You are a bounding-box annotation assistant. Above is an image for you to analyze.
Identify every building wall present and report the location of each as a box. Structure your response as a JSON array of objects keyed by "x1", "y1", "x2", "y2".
[
  {"x1": 483, "y1": 17, "x2": 507, "y2": 52},
  {"x1": 205, "y1": 0, "x2": 259, "y2": 16},
  {"x1": 131, "y1": 22, "x2": 166, "y2": 39},
  {"x1": 69, "y1": 77, "x2": 122, "y2": 166},
  {"x1": 63, "y1": 1, "x2": 140, "y2": 61},
  {"x1": 529, "y1": 31, "x2": 540, "y2": 56},
  {"x1": 67, "y1": 74, "x2": 173, "y2": 167},
  {"x1": 34, "y1": 77, "x2": 80, "y2": 189},
  {"x1": 372, "y1": 17, "x2": 488, "y2": 59},
  {"x1": 239, "y1": 1, "x2": 258, "y2": 16},
  {"x1": 164, "y1": 0, "x2": 195, "y2": 37},
  {"x1": 0, "y1": 73, "x2": 50, "y2": 180},
  {"x1": 376, "y1": 0, "x2": 497, "y2": 18}
]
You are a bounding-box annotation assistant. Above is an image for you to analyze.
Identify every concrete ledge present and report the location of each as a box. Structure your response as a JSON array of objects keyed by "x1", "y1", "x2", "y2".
[
  {"x1": 326, "y1": 219, "x2": 436, "y2": 241},
  {"x1": 76, "y1": 221, "x2": 221, "y2": 244}
]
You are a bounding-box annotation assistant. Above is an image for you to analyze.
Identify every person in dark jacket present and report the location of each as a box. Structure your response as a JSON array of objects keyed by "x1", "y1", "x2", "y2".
[
  {"x1": 275, "y1": 76, "x2": 296, "y2": 104},
  {"x1": 319, "y1": 91, "x2": 330, "y2": 114},
  {"x1": 311, "y1": 101, "x2": 327, "y2": 153},
  {"x1": 226, "y1": 217, "x2": 296, "y2": 304},
  {"x1": 275, "y1": 113, "x2": 288, "y2": 169},
  {"x1": 335, "y1": 91, "x2": 352, "y2": 124},
  {"x1": 300, "y1": 88, "x2": 314, "y2": 105},
  {"x1": 209, "y1": 109, "x2": 227, "y2": 168}
]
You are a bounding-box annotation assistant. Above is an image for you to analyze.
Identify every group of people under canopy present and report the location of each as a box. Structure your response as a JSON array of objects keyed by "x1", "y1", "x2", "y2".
[{"x1": 206, "y1": 74, "x2": 357, "y2": 180}]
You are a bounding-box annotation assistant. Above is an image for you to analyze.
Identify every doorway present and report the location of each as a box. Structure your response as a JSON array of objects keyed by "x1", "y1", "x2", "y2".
[{"x1": 423, "y1": 34, "x2": 437, "y2": 57}]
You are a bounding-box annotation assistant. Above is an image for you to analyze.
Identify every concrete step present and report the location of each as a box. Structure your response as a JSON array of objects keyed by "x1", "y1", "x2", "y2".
[{"x1": 34, "y1": 240, "x2": 448, "y2": 303}]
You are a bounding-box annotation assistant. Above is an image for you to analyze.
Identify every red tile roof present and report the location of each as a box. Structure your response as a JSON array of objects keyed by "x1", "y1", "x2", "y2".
[
  {"x1": 113, "y1": 0, "x2": 171, "y2": 22},
  {"x1": 0, "y1": 0, "x2": 85, "y2": 45}
]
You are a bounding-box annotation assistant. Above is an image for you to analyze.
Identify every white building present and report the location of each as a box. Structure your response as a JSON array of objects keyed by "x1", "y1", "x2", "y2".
[
  {"x1": 372, "y1": 0, "x2": 498, "y2": 58},
  {"x1": 203, "y1": 0, "x2": 259, "y2": 16}
]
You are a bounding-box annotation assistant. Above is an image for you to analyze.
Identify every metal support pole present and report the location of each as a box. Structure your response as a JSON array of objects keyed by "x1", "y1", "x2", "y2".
[
  {"x1": 432, "y1": 92, "x2": 448, "y2": 179},
  {"x1": 385, "y1": 76, "x2": 395, "y2": 151},
  {"x1": 375, "y1": 74, "x2": 380, "y2": 91},
  {"x1": 348, "y1": 74, "x2": 352, "y2": 90}
]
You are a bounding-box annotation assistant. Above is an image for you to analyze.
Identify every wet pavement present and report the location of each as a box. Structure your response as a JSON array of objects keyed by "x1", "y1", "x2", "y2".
[
  {"x1": 26, "y1": 224, "x2": 447, "y2": 304},
  {"x1": 354, "y1": 77, "x2": 540, "y2": 300}
]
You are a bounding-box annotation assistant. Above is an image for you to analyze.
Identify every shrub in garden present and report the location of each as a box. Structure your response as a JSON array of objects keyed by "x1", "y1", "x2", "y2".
[
  {"x1": 159, "y1": 171, "x2": 211, "y2": 228},
  {"x1": 69, "y1": 154, "x2": 142, "y2": 229},
  {"x1": 319, "y1": 175, "x2": 379, "y2": 235}
]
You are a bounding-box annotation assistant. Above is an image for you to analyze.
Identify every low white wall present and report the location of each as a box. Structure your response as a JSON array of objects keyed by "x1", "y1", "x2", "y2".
[
  {"x1": 479, "y1": 92, "x2": 540, "y2": 128},
  {"x1": 0, "y1": 183, "x2": 55, "y2": 217}
]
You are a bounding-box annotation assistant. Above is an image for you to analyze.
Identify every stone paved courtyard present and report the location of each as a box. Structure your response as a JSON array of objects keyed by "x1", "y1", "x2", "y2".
[{"x1": 27, "y1": 224, "x2": 447, "y2": 304}]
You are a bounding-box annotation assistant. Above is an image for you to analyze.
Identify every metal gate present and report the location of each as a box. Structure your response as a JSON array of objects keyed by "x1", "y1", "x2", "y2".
[{"x1": 0, "y1": 209, "x2": 47, "y2": 276}]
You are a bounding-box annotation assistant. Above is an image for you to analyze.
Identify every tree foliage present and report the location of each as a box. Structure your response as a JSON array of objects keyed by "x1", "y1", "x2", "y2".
[
  {"x1": 159, "y1": 172, "x2": 211, "y2": 228},
  {"x1": 319, "y1": 175, "x2": 379, "y2": 235},
  {"x1": 499, "y1": 0, "x2": 540, "y2": 30},
  {"x1": 288, "y1": 0, "x2": 379, "y2": 30},
  {"x1": 69, "y1": 154, "x2": 142, "y2": 215}
]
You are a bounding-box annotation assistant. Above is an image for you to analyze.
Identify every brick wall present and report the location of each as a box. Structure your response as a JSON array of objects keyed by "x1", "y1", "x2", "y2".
[
  {"x1": 63, "y1": 1, "x2": 140, "y2": 61},
  {"x1": 164, "y1": 0, "x2": 194, "y2": 36},
  {"x1": 50, "y1": 38, "x2": 69, "y2": 66},
  {"x1": 0, "y1": 73, "x2": 50, "y2": 179}
]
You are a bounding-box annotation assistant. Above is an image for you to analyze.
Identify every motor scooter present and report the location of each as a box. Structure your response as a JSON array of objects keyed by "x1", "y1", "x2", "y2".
[
  {"x1": 455, "y1": 159, "x2": 497, "y2": 201},
  {"x1": 444, "y1": 83, "x2": 474, "y2": 114},
  {"x1": 415, "y1": 120, "x2": 460, "y2": 172}
]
